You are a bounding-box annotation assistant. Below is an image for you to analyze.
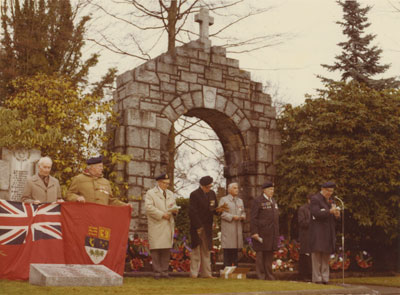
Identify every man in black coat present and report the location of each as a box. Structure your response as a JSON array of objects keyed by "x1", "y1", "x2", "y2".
[
  {"x1": 250, "y1": 181, "x2": 279, "y2": 280},
  {"x1": 309, "y1": 181, "x2": 340, "y2": 284},
  {"x1": 189, "y1": 176, "x2": 218, "y2": 278},
  {"x1": 298, "y1": 194, "x2": 312, "y2": 281}
]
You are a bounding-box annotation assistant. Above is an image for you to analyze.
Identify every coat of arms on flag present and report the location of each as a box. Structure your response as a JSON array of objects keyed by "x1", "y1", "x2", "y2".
[{"x1": 85, "y1": 226, "x2": 111, "y2": 264}]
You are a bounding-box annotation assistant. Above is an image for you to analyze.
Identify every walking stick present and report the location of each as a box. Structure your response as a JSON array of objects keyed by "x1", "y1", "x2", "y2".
[{"x1": 334, "y1": 196, "x2": 345, "y2": 285}]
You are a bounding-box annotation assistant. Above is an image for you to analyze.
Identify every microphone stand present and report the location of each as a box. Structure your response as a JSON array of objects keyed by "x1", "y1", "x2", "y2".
[{"x1": 334, "y1": 196, "x2": 345, "y2": 285}]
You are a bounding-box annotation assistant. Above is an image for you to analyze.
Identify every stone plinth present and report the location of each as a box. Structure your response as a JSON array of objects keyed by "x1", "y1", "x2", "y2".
[{"x1": 29, "y1": 264, "x2": 123, "y2": 286}]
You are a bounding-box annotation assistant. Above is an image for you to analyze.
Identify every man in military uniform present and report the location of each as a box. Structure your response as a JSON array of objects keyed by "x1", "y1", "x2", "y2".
[
  {"x1": 298, "y1": 193, "x2": 312, "y2": 281},
  {"x1": 189, "y1": 175, "x2": 219, "y2": 278},
  {"x1": 145, "y1": 173, "x2": 179, "y2": 279},
  {"x1": 309, "y1": 181, "x2": 340, "y2": 284},
  {"x1": 66, "y1": 155, "x2": 127, "y2": 206},
  {"x1": 250, "y1": 181, "x2": 279, "y2": 280}
]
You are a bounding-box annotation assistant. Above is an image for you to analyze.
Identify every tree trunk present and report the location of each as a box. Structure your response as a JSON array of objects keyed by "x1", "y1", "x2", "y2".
[{"x1": 167, "y1": 0, "x2": 177, "y2": 52}]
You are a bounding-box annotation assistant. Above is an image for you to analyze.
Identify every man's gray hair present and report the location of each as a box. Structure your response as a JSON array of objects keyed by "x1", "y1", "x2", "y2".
[
  {"x1": 227, "y1": 182, "x2": 238, "y2": 193},
  {"x1": 38, "y1": 156, "x2": 52, "y2": 166}
]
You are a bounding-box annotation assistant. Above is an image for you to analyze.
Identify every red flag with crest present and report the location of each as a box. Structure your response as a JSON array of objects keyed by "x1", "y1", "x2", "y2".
[{"x1": 61, "y1": 202, "x2": 131, "y2": 276}]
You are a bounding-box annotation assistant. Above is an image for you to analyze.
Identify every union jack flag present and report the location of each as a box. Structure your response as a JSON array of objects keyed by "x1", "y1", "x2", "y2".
[{"x1": 0, "y1": 200, "x2": 62, "y2": 245}]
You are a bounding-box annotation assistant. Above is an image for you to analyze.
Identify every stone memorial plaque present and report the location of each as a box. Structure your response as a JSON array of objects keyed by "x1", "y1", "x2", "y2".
[
  {"x1": 29, "y1": 264, "x2": 123, "y2": 286},
  {"x1": 0, "y1": 160, "x2": 9, "y2": 190},
  {"x1": 2, "y1": 148, "x2": 41, "y2": 201}
]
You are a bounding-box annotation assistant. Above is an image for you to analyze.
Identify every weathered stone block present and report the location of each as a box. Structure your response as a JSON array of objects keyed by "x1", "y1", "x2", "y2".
[
  {"x1": 128, "y1": 81, "x2": 149, "y2": 97},
  {"x1": 192, "y1": 91, "x2": 203, "y2": 108},
  {"x1": 124, "y1": 109, "x2": 156, "y2": 128},
  {"x1": 114, "y1": 126, "x2": 125, "y2": 147},
  {"x1": 190, "y1": 63, "x2": 205, "y2": 73},
  {"x1": 116, "y1": 70, "x2": 133, "y2": 87},
  {"x1": 140, "y1": 102, "x2": 164, "y2": 113},
  {"x1": 205, "y1": 67, "x2": 222, "y2": 81},
  {"x1": 211, "y1": 54, "x2": 227, "y2": 65},
  {"x1": 198, "y1": 51, "x2": 210, "y2": 61},
  {"x1": 181, "y1": 93, "x2": 194, "y2": 110},
  {"x1": 225, "y1": 101, "x2": 238, "y2": 117},
  {"x1": 126, "y1": 147, "x2": 145, "y2": 160},
  {"x1": 122, "y1": 95, "x2": 140, "y2": 109},
  {"x1": 171, "y1": 97, "x2": 182, "y2": 109},
  {"x1": 238, "y1": 118, "x2": 251, "y2": 132},
  {"x1": 157, "y1": 62, "x2": 178, "y2": 75},
  {"x1": 163, "y1": 105, "x2": 179, "y2": 122},
  {"x1": 256, "y1": 144, "x2": 272, "y2": 162},
  {"x1": 29, "y1": 264, "x2": 122, "y2": 287},
  {"x1": 134, "y1": 67, "x2": 159, "y2": 84},
  {"x1": 215, "y1": 95, "x2": 227, "y2": 113},
  {"x1": 126, "y1": 127, "x2": 149, "y2": 148},
  {"x1": 149, "y1": 130, "x2": 160, "y2": 149},
  {"x1": 190, "y1": 83, "x2": 202, "y2": 91},
  {"x1": 126, "y1": 161, "x2": 151, "y2": 177},
  {"x1": 226, "y1": 58, "x2": 239, "y2": 68},
  {"x1": 156, "y1": 117, "x2": 172, "y2": 135},
  {"x1": 177, "y1": 81, "x2": 189, "y2": 92},
  {"x1": 161, "y1": 81, "x2": 176, "y2": 93},
  {"x1": 181, "y1": 71, "x2": 197, "y2": 83},
  {"x1": 145, "y1": 149, "x2": 161, "y2": 162},
  {"x1": 211, "y1": 46, "x2": 226, "y2": 55},
  {"x1": 145, "y1": 60, "x2": 156, "y2": 71}
]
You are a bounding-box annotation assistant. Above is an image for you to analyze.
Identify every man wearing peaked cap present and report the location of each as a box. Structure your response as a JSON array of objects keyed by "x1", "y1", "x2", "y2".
[
  {"x1": 250, "y1": 181, "x2": 279, "y2": 280},
  {"x1": 145, "y1": 173, "x2": 178, "y2": 279},
  {"x1": 309, "y1": 181, "x2": 340, "y2": 284},
  {"x1": 189, "y1": 175, "x2": 219, "y2": 278},
  {"x1": 65, "y1": 155, "x2": 128, "y2": 206}
]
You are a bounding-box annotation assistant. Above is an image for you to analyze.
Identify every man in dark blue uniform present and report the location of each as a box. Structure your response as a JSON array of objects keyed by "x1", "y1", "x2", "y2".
[
  {"x1": 189, "y1": 176, "x2": 218, "y2": 278},
  {"x1": 309, "y1": 181, "x2": 340, "y2": 284},
  {"x1": 250, "y1": 181, "x2": 279, "y2": 280}
]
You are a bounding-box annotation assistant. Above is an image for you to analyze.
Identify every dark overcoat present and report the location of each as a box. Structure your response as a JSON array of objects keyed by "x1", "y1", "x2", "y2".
[
  {"x1": 309, "y1": 192, "x2": 336, "y2": 254},
  {"x1": 298, "y1": 203, "x2": 311, "y2": 254},
  {"x1": 189, "y1": 187, "x2": 218, "y2": 250},
  {"x1": 250, "y1": 195, "x2": 279, "y2": 252}
]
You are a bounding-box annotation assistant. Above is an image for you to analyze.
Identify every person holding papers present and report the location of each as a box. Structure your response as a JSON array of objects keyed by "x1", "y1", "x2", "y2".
[{"x1": 145, "y1": 173, "x2": 179, "y2": 279}]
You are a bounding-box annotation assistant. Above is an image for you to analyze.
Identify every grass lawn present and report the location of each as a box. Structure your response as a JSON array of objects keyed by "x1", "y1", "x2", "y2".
[
  {"x1": 331, "y1": 275, "x2": 400, "y2": 288},
  {"x1": 0, "y1": 277, "x2": 342, "y2": 295}
]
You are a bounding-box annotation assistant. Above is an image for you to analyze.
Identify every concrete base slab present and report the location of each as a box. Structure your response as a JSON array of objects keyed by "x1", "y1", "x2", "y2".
[{"x1": 29, "y1": 264, "x2": 123, "y2": 286}]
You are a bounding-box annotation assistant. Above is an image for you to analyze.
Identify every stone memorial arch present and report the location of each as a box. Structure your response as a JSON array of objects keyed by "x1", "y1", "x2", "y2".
[{"x1": 111, "y1": 8, "x2": 281, "y2": 235}]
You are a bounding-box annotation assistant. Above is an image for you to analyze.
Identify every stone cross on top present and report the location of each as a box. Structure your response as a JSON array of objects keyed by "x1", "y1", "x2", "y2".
[{"x1": 195, "y1": 7, "x2": 214, "y2": 41}]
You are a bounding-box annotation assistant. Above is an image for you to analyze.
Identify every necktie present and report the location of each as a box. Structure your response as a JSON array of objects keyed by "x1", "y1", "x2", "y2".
[{"x1": 163, "y1": 190, "x2": 166, "y2": 198}]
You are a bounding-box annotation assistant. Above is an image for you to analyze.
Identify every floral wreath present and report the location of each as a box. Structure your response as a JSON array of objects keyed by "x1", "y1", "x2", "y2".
[{"x1": 355, "y1": 250, "x2": 373, "y2": 269}]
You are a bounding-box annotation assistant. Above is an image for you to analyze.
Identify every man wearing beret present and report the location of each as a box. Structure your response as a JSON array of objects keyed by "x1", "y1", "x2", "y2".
[
  {"x1": 66, "y1": 155, "x2": 127, "y2": 206},
  {"x1": 145, "y1": 173, "x2": 179, "y2": 279},
  {"x1": 250, "y1": 181, "x2": 279, "y2": 280},
  {"x1": 189, "y1": 175, "x2": 219, "y2": 278},
  {"x1": 309, "y1": 181, "x2": 340, "y2": 284}
]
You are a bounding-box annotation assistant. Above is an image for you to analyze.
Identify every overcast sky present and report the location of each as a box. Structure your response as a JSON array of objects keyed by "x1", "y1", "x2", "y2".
[{"x1": 85, "y1": 0, "x2": 400, "y2": 107}]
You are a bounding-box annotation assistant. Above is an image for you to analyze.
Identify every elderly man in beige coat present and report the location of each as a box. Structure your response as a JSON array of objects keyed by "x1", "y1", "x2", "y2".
[
  {"x1": 219, "y1": 182, "x2": 246, "y2": 267},
  {"x1": 145, "y1": 173, "x2": 179, "y2": 279},
  {"x1": 22, "y1": 156, "x2": 63, "y2": 204}
]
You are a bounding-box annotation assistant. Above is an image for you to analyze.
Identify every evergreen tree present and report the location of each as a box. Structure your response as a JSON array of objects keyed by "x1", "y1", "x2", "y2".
[
  {"x1": 0, "y1": 0, "x2": 111, "y2": 103},
  {"x1": 320, "y1": 0, "x2": 399, "y2": 90}
]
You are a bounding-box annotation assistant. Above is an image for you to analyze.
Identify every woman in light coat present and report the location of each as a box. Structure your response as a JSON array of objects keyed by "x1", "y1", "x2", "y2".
[{"x1": 220, "y1": 182, "x2": 246, "y2": 267}]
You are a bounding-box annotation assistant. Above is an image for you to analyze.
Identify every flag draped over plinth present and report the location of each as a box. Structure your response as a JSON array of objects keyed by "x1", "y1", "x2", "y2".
[{"x1": 0, "y1": 200, "x2": 131, "y2": 280}]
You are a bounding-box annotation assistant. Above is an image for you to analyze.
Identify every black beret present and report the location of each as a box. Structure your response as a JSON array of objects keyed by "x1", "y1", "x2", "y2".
[
  {"x1": 199, "y1": 176, "x2": 213, "y2": 186},
  {"x1": 155, "y1": 173, "x2": 169, "y2": 181},
  {"x1": 321, "y1": 181, "x2": 336, "y2": 188},
  {"x1": 261, "y1": 181, "x2": 274, "y2": 189},
  {"x1": 86, "y1": 155, "x2": 103, "y2": 165}
]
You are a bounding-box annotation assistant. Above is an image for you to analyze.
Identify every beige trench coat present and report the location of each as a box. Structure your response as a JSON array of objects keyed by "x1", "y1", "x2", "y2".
[
  {"x1": 220, "y1": 194, "x2": 246, "y2": 249},
  {"x1": 145, "y1": 186, "x2": 177, "y2": 250},
  {"x1": 21, "y1": 175, "x2": 62, "y2": 203}
]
